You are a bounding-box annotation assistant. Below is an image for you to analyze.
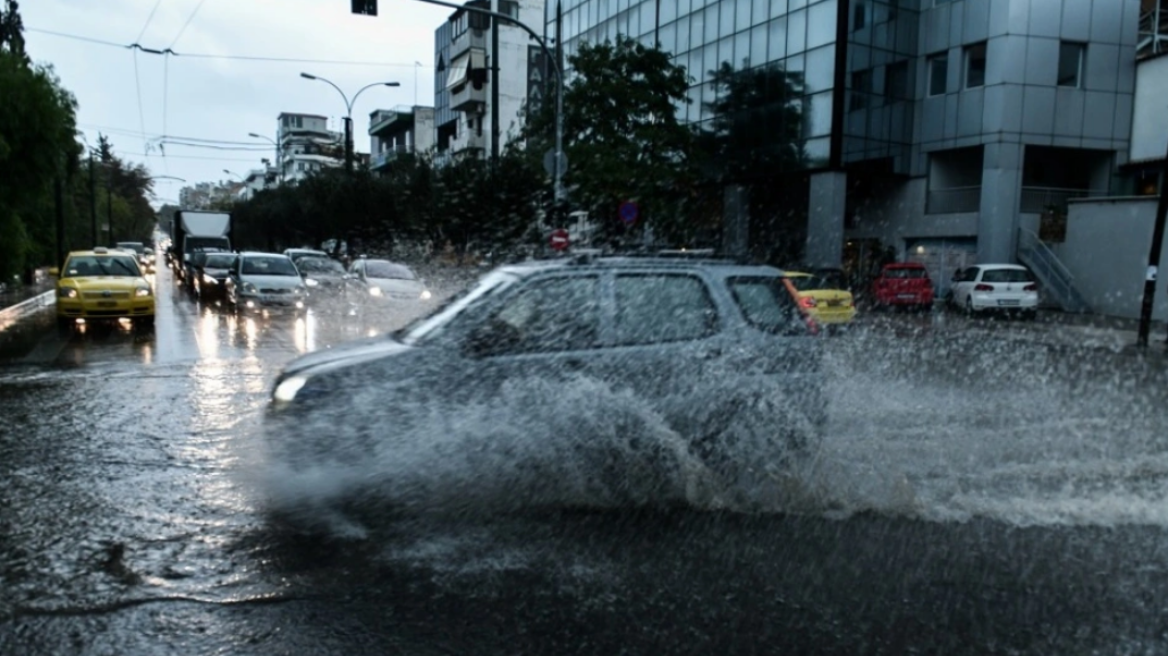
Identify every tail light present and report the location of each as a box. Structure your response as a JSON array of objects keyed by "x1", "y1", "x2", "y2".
[
  {"x1": 974, "y1": 284, "x2": 993, "y2": 292},
  {"x1": 1023, "y1": 283, "x2": 1038, "y2": 292},
  {"x1": 799, "y1": 297, "x2": 817, "y2": 309}
]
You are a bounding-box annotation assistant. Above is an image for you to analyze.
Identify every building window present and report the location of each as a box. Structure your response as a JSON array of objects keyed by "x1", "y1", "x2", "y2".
[
  {"x1": 964, "y1": 42, "x2": 986, "y2": 89},
  {"x1": 853, "y1": 2, "x2": 866, "y2": 30},
  {"x1": 850, "y1": 69, "x2": 873, "y2": 110},
  {"x1": 928, "y1": 53, "x2": 948, "y2": 96},
  {"x1": 1058, "y1": 42, "x2": 1085, "y2": 87},
  {"x1": 499, "y1": 0, "x2": 518, "y2": 19},
  {"x1": 885, "y1": 60, "x2": 908, "y2": 102}
]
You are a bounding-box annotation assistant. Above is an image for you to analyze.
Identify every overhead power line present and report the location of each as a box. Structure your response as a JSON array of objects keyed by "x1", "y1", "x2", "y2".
[
  {"x1": 27, "y1": 27, "x2": 433, "y2": 68},
  {"x1": 135, "y1": 0, "x2": 164, "y2": 43},
  {"x1": 169, "y1": 0, "x2": 209, "y2": 50}
]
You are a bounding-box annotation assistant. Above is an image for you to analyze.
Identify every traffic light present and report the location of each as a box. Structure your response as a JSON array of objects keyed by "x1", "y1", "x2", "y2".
[{"x1": 351, "y1": 0, "x2": 377, "y2": 16}]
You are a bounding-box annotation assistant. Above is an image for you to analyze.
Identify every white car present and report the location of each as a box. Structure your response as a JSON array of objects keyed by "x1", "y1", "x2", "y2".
[
  {"x1": 345, "y1": 258, "x2": 431, "y2": 305},
  {"x1": 948, "y1": 264, "x2": 1039, "y2": 318}
]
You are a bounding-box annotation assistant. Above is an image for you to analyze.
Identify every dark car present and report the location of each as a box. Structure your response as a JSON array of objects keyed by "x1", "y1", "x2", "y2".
[
  {"x1": 193, "y1": 252, "x2": 238, "y2": 301},
  {"x1": 262, "y1": 255, "x2": 826, "y2": 526}
]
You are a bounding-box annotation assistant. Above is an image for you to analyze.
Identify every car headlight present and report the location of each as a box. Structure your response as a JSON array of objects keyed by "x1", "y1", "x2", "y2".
[
  {"x1": 369, "y1": 286, "x2": 383, "y2": 297},
  {"x1": 58, "y1": 287, "x2": 79, "y2": 299},
  {"x1": 203, "y1": 274, "x2": 219, "y2": 285},
  {"x1": 305, "y1": 278, "x2": 319, "y2": 288},
  {"x1": 420, "y1": 289, "x2": 432, "y2": 300},
  {"x1": 292, "y1": 286, "x2": 307, "y2": 296},
  {"x1": 135, "y1": 286, "x2": 152, "y2": 297},
  {"x1": 273, "y1": 376, "x2": 308, "y2": 403},
  {"x1": 243, "y1": 282, "x2": 257, "y2": 294}
]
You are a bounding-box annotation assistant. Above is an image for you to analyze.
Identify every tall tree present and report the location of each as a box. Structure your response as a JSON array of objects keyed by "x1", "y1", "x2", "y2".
[
  {"x1": 0, "y1": 0, "x2": 27, "y2": 64},
  {"x1": 525, "y1": 35, "x2": 701, "y2": 245}
]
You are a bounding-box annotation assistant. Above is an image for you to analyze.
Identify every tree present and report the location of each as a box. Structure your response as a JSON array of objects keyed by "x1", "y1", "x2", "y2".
[
  {"x1": 525, "y1": 35, "x2": 702, "y2": 245},
  {"x1": 698, "y1": 61, "x2": 811, "y2": 265},
  {"x1": 0, "y1": 0, "x2": 27, "y2": 64}
]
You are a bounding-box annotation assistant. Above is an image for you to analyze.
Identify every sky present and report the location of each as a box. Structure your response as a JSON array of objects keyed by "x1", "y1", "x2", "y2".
[{"x1": 22, "y1": 0, "x2": 454, "y2": 206}]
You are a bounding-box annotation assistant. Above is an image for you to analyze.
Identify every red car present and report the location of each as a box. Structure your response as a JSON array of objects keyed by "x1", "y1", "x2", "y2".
[{"x1": 872, "y1": 263, "x2": 935, "y2": 310}]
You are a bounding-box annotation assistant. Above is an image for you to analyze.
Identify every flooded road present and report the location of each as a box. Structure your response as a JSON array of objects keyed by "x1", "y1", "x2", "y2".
[{"x1": 3, "y1": 267, "x2": 1168, "y2": 654}]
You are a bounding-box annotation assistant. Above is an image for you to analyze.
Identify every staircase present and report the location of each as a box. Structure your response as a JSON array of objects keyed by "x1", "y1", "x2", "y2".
[
  {"x1": 1016, "y1": 228, "x2": 1092, "y2": 313},
  {"x1": 1138, "y1": 0, "x2": 1168, "y2": 58}
]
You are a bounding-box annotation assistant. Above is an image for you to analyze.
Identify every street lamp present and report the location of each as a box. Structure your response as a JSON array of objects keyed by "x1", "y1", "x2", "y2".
[
  {"x1": 299, "y1": 72, "x2": 400, "y2": 173},
  {"x1": 248, "y1": 132, "x2": 282, "y2": 184},
  {"x1": 223, "y1": 169, "x2": 244, "y2": 181}
]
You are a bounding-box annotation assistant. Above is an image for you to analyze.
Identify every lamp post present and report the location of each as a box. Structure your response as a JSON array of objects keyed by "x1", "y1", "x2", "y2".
[
  {"x1": 299, "y1": 72, "x2": 400, "y2": 173},
  {"x1": 248, "y1": 132, "x2": 282, "y2": 184}
]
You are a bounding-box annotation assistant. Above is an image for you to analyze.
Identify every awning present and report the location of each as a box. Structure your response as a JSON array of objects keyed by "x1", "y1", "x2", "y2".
[{"x1": 446, "y1": 54, "x2": 470, "y2": 90}]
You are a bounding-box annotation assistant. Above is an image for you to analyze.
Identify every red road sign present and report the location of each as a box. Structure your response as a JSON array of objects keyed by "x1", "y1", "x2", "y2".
[{"x1": 549, "y1": 228, "x2": 570, "y2": 251}]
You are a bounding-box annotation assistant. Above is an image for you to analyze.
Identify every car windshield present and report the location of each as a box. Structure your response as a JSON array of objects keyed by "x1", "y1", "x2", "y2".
[
  {"x1": 203, "y1": 254, "x2": 236, "y2": 268},
  {"x1": 63, "y1": 255, "x2": 141, "y2": 277},
  {"x1": 787, "y1": 275, "x2": 839, "y2": 292},
  {"x1": 297, "y1": 257, "x2": 345, "y2": 274},
  {"x1": 727, "y1": 276, "x2": 808, "y2": 335},
  {"x1": 365, "y1": 261, "x2": 416, "y2": 280},
  {"x1": 883, "y1": 267, "x2": 929, "y2": 279},
  {"x1": 982, "y1": 268, "x2": 1033, "y2": 283},
  {"x1": 241, "y1": 256, "x2": 298, "y2": 276},
  {"x1": 398, "y1": 270, "x2": 520, "y2": 346}
]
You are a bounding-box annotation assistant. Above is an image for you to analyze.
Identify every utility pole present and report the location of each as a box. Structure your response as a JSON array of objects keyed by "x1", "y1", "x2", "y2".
[
  {"x1": 491, "y1": 5, "x2": 500, "y2": 163},
  {"x1": 88, "y1": 153, "x2": 97, "y2": 247},
  {"x1": 1136, "y1": 134, "x2": 1168, "y2": 347}
]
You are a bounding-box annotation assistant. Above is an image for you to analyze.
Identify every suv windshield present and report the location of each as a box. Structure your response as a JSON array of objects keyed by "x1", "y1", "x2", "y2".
[
  {"x1": 728, "y1": 276, "x2": 807, "y2": 335},
  {"x1": 241, "y1": 256, "x2": 298, "y2": 276}
]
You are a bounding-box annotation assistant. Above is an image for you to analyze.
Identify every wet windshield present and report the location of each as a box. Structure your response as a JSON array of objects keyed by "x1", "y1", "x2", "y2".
[
  {"x1": 63, "y1": 255, "x2": 141, "y2": 277},
  {"x1": 297, "y1": 257, "x2": 345, "y2": 274},
  {"x1": 241, "y1": 256, "x2": 298, "y2": 276},
  {"x1": 982, "y1": 269, "x2": 1034, "y2": 283},
  {"x1": 203, "y1": 254, "x2": 237, "y2": 268},
  {"x1": 365, "y1": 261, "x2": 416, "y2": 280}
]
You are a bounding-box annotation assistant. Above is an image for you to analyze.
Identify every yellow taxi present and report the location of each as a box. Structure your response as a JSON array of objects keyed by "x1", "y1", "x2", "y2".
[
  {"x1": 52, "y1": 247, "x2": 155, "y2": 330},
  {"x1": 782, "y1": 271, "x2": 856, "y2": 325}
]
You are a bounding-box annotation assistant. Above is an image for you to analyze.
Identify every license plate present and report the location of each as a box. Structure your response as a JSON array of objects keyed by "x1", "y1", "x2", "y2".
[
  {"x1": 897, "y1": 294, "x2": 916, "y2": 299},
  {"x1": 96, "y1": 301, "x2": 117, "y2": 308},
  {"x1": 998, "y1": 300, "x2": 1020, "y2": 306}
]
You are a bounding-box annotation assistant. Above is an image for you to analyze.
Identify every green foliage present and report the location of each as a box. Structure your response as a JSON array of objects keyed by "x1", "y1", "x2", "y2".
[
  {"x1": 230, "y1": 149, "x2": 544, "y2": 260},
  {"x1": 525, "y1": 35, "x2": 706, "y2": 245}
]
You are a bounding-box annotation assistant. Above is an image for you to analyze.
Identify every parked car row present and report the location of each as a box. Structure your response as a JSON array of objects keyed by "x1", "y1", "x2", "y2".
[{"x1": 176, "y1": 248, "x2": 432, "y2": 316}]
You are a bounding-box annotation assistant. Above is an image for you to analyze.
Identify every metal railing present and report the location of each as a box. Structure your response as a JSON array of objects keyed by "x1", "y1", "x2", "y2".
[
  {"x1": 1016, "y1": 227, "x2": 1091, "y2": 313},
  {"x1": 1018, "y1": 186, "x2": 1105, "y2": 214},
  {"x1": 926, "y1": 186, "x2": 981, "y2": 214}
]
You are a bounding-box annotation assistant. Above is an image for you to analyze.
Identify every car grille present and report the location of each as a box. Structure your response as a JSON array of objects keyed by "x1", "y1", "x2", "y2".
[
  {"x1": 260, "y1": 288, "x2": 291, "y2": 294},
  {"x1": 83, "y1": 291, "x2": 131, "y2": 299}
]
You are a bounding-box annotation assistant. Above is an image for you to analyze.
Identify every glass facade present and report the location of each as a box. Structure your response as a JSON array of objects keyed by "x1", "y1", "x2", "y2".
[{"x1": 549, "y1": 0, "x2": 848, "y2": 171}]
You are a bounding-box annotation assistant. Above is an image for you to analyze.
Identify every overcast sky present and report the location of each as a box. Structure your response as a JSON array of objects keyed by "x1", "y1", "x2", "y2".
[{"x1": 23, "y1": 0, "x2": 454, "y2": 205}]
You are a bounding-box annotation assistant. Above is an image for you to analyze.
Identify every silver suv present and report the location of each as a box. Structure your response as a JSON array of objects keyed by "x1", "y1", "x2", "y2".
[{"x1": 263, "y1": 256, "x2": 826, "y2": 516}]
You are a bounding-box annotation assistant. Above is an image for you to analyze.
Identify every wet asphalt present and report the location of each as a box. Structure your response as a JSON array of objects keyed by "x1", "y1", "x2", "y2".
[{"x1": 3, "y1": 267, "x2": 1168, "y2": 655}]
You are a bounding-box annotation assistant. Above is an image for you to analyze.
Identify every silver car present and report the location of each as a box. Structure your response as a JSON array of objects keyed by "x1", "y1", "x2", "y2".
[
  {"x1": 263, "y1": 256, "x2": 827, "y2": 522},
  {"x1": 225, "y1": 252, "x2": 308, "y2": 314}
]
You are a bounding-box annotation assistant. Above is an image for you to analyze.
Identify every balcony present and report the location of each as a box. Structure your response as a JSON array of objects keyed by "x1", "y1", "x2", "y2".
[
  {"x1": 452, "y1": 132, "x2": 486, "y2": 155},
  {"x1": 926, "y1": 186, "x2": 981, "y2": 214},
  {"x1": 450, "y1": 28, "x2": 486, "y2": 60},
  {"x1": 369, "y1": 106, "x2": 415, "y2": 137},
  {"x1": 369, "y1": 144, "x2": 412, "y2": 171},
  {"x1": 451, "y1": 82, "x2": 487, "y2": 113},
  {"x1": 1019, "y1": 187, "x2": 1105, "y2": 214}
]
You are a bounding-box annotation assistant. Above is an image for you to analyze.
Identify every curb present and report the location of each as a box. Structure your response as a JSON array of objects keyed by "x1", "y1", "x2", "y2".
[{"x1": 0, "y1": 290, "x2": 55, "y2": 324}]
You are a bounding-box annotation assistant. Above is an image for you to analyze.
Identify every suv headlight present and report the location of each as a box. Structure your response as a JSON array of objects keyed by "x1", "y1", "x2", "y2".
[
  {"x1": 273, "y1": 375, "x2": 307, "y2": 403},
  {"x1": 58, "y1": 287, "x2": 79, "y2": 299},
  {"x1": 134, "y1": 286, "x2": 152, "y2": 297}
]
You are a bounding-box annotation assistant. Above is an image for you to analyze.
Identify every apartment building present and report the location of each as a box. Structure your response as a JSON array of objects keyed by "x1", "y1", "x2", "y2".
[
  {"x1": 369, "y1": 105, "x2": 437, "y2": 172},
  {"x1": 277, "y1": 112, "x2": 344, "y2": 184}
]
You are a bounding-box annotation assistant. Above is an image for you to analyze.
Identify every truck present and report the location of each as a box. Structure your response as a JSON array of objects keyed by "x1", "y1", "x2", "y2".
[{"x1": 171, "y1": 210, "x2": 233, "y2": 288}]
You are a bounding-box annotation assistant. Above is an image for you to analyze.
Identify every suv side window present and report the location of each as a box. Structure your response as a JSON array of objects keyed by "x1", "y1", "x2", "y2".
[
  {"x1": 614, "y1": 273, "x2": 718, "y2": 345},
  {"x1": 485, "y1": 275, "x2": 601, "y2": 354}
]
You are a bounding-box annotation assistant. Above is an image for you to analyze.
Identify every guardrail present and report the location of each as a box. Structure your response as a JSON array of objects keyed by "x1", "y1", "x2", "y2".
[{"x1": 1019, "y1": 187, "x2": 1104, "y2": 214}]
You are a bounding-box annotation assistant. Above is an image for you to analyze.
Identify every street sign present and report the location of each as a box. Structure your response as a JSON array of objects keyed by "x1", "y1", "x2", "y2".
[
  {"x1": 549, "y1": 228, "x2": 570, "y2": 252},
  {"x1": 619, "y1": 201, "x2": 638, "y2": 226},
  {"x1": 543, "y1": 149, "x2": 569, "y2": 177}
]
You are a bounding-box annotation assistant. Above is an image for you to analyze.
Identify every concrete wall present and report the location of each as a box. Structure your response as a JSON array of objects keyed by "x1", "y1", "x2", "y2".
[
  {"x1": 1057, "y1": 197, "x2": 1168, "y2": 320},
  {"x1": 1131, "y1": 53, "x2": 1168, "y2": 163},
  {"x1": 415, "y1": 107, "x2": 436, "y2": 153}
]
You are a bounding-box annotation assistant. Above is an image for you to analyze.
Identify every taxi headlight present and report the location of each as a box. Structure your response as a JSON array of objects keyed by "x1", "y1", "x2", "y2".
[
  {"x1": 58, "y1": 287, "x2": 79, "y2": 299},
  {"x1": 273, "y1": 376, "x2": 308, "y2": 403},
  {"x1": 135, "y1": 286, "x2": 152, "y2": 297},
  {"x1": 369, "y1": 286, "x2": 383, "y2": 297}
]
